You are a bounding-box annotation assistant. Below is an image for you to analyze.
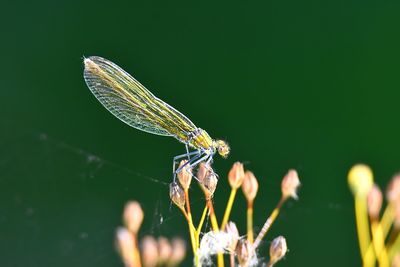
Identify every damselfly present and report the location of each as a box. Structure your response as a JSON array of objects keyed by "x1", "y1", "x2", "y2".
[{"x1": 83, "y1": 56, "x2": 229, "y2": 177}]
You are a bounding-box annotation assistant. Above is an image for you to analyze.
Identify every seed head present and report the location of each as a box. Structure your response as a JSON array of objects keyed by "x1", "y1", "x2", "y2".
[
  {"x1": 141, "y1": 236, "x2": 158, "y2": 267},
  {"x1": 269, "y1": 236, "x2": 287, "y2": 265},
  {"x1": 367, "y1": 184, "x2": 382, "y2": 220},
  {"x1": 115, "y1": 227, "x2": 136, "y2": 266},
  {"x1": 157, "y1": 237, "x2": 172, "y2": 265},
  {"x1": 387, "y1": 174, "x2": 400, "y2": 204},
  {"x1": 177, "y1": 160, "x2": 192, "y2": 190},
  {"x1": 236, "y1": 239, "x2": 253, "y2": 266},
  {"x1": 281, "y1": 169, "x2": 301, "y2": 200},
  {"x1": 224, "y1": 221, "x2": 239, "y2": 252},
  {"x1": 242, "y1": 171, "x2": 259, "y2": 204},
  {"x1": 348, "y1": 164, "x2": 374, "y2": 197},
  {"x1": 198, "y1": 163, "x2": 218, "y2": 197},
  {"x1": 123, "y1": 201, "x2": 144, "y2": 235},
  {"x1": 228, "y1": 162, "x2": 245, "y2": 189},
  {"x1": 169, "y1": 238, "x2": 187, "y2": 267},
  {"x1": 169, "y1": 182, "x2": 185, "y2": 208}
]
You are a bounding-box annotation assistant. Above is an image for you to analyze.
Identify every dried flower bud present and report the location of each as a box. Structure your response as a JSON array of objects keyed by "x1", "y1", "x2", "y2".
[
  {"x1": 158, "y1": 237, "x2": 172, "y2": 265},
  {"x1": 348, "y1": 164, "x2": 374, "y2": 197},
  {"x1": 168, "y1": 238, "x2": 187, "y2": 267},
  {"x1": 197, "y1": 162, "x2": 209, "y2": 181},
  {"x1": 170, "y1": 182, "x2": 185, "y2": 208},
  {"x1": 367, "y1": 184, "x2": 382, "y2": 220},
  {"x1": 177, "y1": 160, "x2": 192, "y2": 190},
  {"x1": 236, "y1": 239, "x2": 253, "y2": 266},
  {"x1": 281, "y1": 169, "x2": 301, "y2": 200},
  {"x1": 224, "y1": 221, "x2": 239, "y2": 252},
  {"x1": 123, "y1": 201, "x2": 144, "y2": 235},
  {"x1": 387, "y1": 174, "x2": 400, "y2": 204},
  {"x1": 269, "y1": 236, "x2": 287, "y2": 265},
  {"x1": 198, "y1": 163, "x2": 218, "y2": 197},
  {"x1": 141, "y1": 236, "x2": 159, "y2": 267},
  {"x1": 115, "y1": 227, "x2": 136, "y2": 266},
  {"x1": 228, "y1": 162, "x2": 245, "y2": 189},
  {"x1": 242, "y1": 171, "x2": 259, "y2": 204}
]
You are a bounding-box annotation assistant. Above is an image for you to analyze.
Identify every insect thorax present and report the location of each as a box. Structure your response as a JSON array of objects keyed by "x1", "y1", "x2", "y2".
[{"x1": 187, "y1": 128, "x2": 214, "y2": 151}]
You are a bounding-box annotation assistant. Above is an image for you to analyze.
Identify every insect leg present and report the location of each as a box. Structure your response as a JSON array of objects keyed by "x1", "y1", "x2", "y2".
[
  {"x1": 172, "y1": 150, "x2": 202, "y2": 180},
  {"x1": 174, "y1": 150, "x2": 203, "y2": 174}
]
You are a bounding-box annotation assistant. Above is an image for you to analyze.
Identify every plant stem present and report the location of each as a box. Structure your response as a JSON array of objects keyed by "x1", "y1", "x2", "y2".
[
  {"x1": 355, "y1": 197, "x2": 374, "y2": 266},
  {"x1": 370, "y1": 221, "x2": 389, "y2": 267},
  {"x1": 247, "y1": 201, "x2": 254, "y2": 243},
  {"x1": 207, "y1": 199, "x2": 224, "y2": 267},
  {"x1": 221, "y1": 188, "x2": 237, "y2": 230},
  {"x1": 253, "y1": 197, "x2": 284, "y2": 249}
]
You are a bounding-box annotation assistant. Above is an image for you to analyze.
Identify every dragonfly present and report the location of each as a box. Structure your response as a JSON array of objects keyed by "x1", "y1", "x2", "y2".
[{"x1": 83, "y1": 56, "x2": 230, "y2": 178}]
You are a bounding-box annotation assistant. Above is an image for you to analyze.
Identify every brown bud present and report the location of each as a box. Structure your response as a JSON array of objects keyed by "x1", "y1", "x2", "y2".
[
  {"x1": 141, "y1": 236, "x2": 159, "y2": 267},
  {"x1": 115, "y1": 227, "x2": 136, "y2": 266},
  {"x1": 123, "y1": 201, "x2": 144, "y2": 235},
  {"x1": 269, "y1": 236, "x2": 287, "y2": 265},
  {"x1": 177, "y1": 160, "x2": 192, "y2": 190},
  {"x1": 242, "y1": 171, "x2": 259, "y2": 203},
  {"x1": 228, "y1": 162, "x2": 245, "y2": 189},
  {"x1": 236, "y1": 239, "x2": 253, "y2": 266},
  {"x1": 387, "y1": 174, "x2": 400, "y2": 204},
  {"x1": 224, "y1": 221, "x2": 239, "y2": 252},
  {"x1": 168, "y1": 238, "x2": 187, "y2": 267},
  {"x1": 158, "y1": 237, "x2": 172, "y2": 265},
  {"x1": 170, "y1": 182, "x2": 185, "y2": 208},
  {"x1": 281, "y1": 169, "x2": 301, "y2": 200},
  {"x1": 367, "y1": 184, "x2": 382, "y2": 220},
  {"x1": 198, "y1": 163, "x2": 218, "y2": 197},
  {"x1": 348, "y1": 164, "x2": 374, "y2": 197}
]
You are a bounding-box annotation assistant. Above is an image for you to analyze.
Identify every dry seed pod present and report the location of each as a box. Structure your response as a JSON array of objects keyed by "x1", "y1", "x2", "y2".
[
  {"x1": 158, "y1": 237, "x2": 172, "y2": 265},
  {"x1": 168, "y1": 238, "x2": 187, "y2": 267},
  {"x1": 367, "y1": 184, "x2": 382, "y2": 220},
  {"x1": 177, "y1": 160, "x2": 192, "y2": 190},
  {"x1": 170, "y1": 182, "x2": 185, "y2": 208},
  {"x1": 269, "y1": 236, "x2": 287, "y2": 265},
  {"x1": 198, "y1": 163, "x2": 218, "y2": 197},
  {"x1": 281, "y1": 169, "x2": 301, "y2": 200},
  {"x1": 242, "y1": 171, "x2": 259, "y2": 203},
  {"x1": 141, "y1": 236, "x2": 159, "y2": 267},
  {"x1": 115, "y1": 227, "x2": 136, "y2": 267},
  {"x1": 387, "y1": 174, "x2": 400, "y2": 204},
  {"x1": 224, "y1": 221, "x2": 239, "y2": 252},
  {"x1": 123, "y1": 201, "x2": 144, "y2": 235},
  {"x1": 228, "y1": 162, "x2": 245, "y2": 189},
  {"x1": 236, "y1": 239, "x2": 253, "y2": 266}
]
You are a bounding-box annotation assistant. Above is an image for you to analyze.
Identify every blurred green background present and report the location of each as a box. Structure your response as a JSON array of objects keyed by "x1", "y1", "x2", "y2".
[{"x1": 1, "y1": 0, "x2": 400, "y2": 266}]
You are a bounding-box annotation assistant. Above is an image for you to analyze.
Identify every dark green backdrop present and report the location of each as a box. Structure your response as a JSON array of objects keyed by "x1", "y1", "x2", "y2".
[{"x1": 1, "y1": 0, "x2": 400, "y2": 266}]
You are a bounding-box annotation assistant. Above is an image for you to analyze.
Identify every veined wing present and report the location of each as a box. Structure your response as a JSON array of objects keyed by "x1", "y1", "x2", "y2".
[{"x1": 83, "y1": 56, "x2": 198, "y2": 141}]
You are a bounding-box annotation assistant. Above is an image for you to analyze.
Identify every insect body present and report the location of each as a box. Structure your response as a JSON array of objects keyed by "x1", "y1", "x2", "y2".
[{"x1": 83, "y1": 56, "x2": 229, "y2": 176}]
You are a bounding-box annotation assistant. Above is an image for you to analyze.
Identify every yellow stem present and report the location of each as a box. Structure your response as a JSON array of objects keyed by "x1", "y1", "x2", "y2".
[
  {"x1": 132, "y1": 234, "x2": 142, "y2": 267},
  {"x1": 253, "y1": 197, "x2": 284, "y2": 249},
  {"x1": 388, "y1": 230, "x2": 400, "y2": 259},
  {"x1": 184, "y1": 189, "x2": 199, "y2": 262},
  {"x1": 221, "y1": 188, "x2": 237, "y2": 230},
  {"x1": 197, "y1": 205, "x2": 209, "y2": 235},
  {"x1": 381, "y1": 203, "x2": 395, "y2": 239},
  {"x1": 371, "y1": 221, "x2": 389, "y2": 267},
  {"x1": 354, "y1": 197, "x2": 374, "y2": 266},
  {"x1": 207, "y1": 199, "x2": 224, "y2": 267},
  {"x1": 247, "y1": 202, "x2": 254, "y2": 244}
]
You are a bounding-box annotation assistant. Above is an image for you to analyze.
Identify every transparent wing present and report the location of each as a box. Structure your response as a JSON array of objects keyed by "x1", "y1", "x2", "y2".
[{"x1": 83, "y1": 56, "x2": 198, "y2": 140}]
